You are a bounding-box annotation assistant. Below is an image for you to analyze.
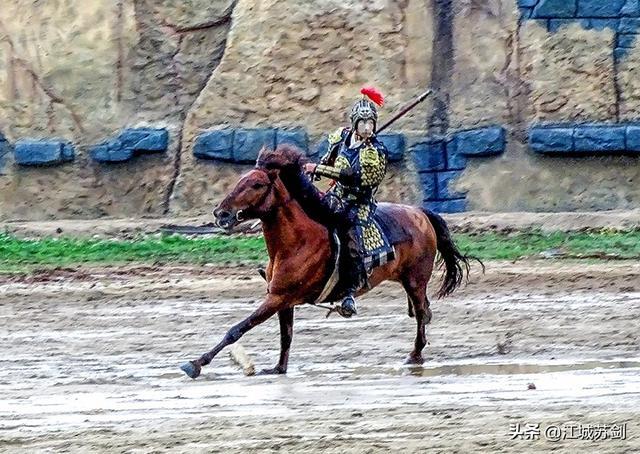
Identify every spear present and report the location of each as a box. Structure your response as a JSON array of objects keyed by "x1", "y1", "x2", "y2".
[{"x1": 376, "y1": 89, "x2": 432, "y2": 134}]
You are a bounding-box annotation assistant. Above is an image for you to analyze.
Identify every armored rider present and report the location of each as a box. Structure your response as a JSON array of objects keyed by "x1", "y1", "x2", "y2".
[{"x1": 304, "y1": 86, "x2": 388, "y2": 318}]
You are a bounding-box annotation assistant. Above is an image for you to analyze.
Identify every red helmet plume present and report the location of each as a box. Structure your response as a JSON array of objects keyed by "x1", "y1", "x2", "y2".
[{"x1": 360, "y1": 86, "x2": 384, "y2": 107}]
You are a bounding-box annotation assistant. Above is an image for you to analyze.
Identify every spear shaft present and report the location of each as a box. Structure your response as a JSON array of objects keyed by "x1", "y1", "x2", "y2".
[{"x1": 376, "y1": 89, "x2": 432, "y2": 134}]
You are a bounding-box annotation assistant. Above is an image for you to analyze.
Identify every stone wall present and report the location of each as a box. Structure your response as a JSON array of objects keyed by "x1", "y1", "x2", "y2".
[{"x1": 0, "y1": 0, "x2": 639, "y2": 220}]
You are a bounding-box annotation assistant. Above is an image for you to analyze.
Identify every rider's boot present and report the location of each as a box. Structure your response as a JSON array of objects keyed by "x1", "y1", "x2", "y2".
[{"x1": 338, "y1": 227, "x2": 367, "y2": 318}]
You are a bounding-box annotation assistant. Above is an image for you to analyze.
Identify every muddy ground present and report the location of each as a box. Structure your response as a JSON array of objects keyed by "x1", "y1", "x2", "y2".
[{"x1": 1, "y1": 261, "x2": 639, "y2": 453}]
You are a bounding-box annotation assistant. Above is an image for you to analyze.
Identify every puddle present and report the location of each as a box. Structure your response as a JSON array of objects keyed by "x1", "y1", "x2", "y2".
[{"x1": 404, "y1": 360, "x2": 640, "y2": 377}]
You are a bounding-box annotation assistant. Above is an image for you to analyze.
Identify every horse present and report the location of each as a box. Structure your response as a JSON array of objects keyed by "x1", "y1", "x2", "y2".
[{"x1": 180, "y1": 145, "x2": 480, "y2": 379}]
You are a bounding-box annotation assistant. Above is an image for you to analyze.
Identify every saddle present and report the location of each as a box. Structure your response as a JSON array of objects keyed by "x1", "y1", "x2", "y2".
[{"x1": 319, "y1": 203, "x2": 412, "y2": 304}]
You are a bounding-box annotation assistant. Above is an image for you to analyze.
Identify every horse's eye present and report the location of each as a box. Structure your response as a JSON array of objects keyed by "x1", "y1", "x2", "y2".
[{"x1": 252, "y1": 182, "x2": 265, "y2": 190}]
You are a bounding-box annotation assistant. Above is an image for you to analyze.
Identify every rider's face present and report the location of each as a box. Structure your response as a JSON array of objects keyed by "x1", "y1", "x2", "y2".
[{"x1": 356, "y1": 119, "x2": 375, "y2": 139}]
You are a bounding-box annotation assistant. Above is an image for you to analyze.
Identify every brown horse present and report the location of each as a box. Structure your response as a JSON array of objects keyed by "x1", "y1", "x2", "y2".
[{"x1": 180, "y1": 145, "x2": 479, "y2": 379}]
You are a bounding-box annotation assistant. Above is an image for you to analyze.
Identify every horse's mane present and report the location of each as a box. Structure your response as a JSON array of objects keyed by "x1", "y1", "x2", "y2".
[{"x1": 256, "y1": 145, "x2": 332, "y2": 225}]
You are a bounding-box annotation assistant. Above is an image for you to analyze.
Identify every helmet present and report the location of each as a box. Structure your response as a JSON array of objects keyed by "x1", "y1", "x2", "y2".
[
  {"x1": 349, "y1": 99, "x2": 378, "y2": 132},
  {"x1": 349, "y1": 86, "x2": 384, "y2": 132}
]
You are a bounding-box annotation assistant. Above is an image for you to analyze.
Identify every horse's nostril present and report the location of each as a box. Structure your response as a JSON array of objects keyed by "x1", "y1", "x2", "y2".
[{"x1": 216, "y1": 210, "x2": 231, "y2": 220}]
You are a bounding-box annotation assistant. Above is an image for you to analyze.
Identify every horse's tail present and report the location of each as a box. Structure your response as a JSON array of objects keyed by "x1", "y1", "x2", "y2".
[{"x1": 422, "y1": 209, "x2": 484, "y2": 299}]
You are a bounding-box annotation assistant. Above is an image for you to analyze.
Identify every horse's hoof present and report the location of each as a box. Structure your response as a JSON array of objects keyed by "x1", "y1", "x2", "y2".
[
  {"x1": 180, "y1": 361, "x2": 201, "y2": 379},
  {"x1": 404, "y1": 355, "x2": 424, "y2": 365},
  {"x1": 257, "y1": 366, "x2": 286, "y2": 375}
]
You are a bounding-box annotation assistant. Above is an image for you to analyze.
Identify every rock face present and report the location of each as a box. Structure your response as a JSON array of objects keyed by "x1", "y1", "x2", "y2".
[{"x1": 0, "y1": 0, "x2": 639, "y2": 219}]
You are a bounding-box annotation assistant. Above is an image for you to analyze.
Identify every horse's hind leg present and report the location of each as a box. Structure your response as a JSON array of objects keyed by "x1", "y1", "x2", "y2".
[{"x1": 402, "y1": 274, "x2": 432, "y2": 365}]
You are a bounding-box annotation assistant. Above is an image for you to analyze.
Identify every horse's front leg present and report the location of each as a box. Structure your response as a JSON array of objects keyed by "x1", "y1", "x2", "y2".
[
  {"x1": 259, "y1": 306, "x2": 294, "y2": 375},
  {"x1": 181, "y1": 296, "x2": 283, "y2": 379}
]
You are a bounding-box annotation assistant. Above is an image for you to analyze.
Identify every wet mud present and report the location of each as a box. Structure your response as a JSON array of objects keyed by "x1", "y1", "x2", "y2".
[{"x1": 1, "y1": 261, "x2": 639, "y2": 452}]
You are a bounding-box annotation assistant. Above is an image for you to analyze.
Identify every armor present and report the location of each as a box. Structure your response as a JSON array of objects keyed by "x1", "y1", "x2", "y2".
[{"x1": 312, "y1": 88, "x2": 388, "y2": 317}]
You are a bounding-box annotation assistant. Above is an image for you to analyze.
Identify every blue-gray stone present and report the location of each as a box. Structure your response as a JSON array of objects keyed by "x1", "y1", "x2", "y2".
[
  {"x1": 577, "y1": 0, "x2": 625, "y2": 17},
  {"x1": 574, "y1": 125, "x2": 626, "y2": 152},
  {"x1": 532, "y1": 0, "x2": 577, "y2": 18},
  {"x1": 619, "y1": 18, "x2": 640, "y2": 33},
  {"x1": 0, "y1": 137, "x2": 8, "y2": 174},
  {"x1": 90, "y1": 139, "x2": 134, "y2": 162},
  {"x1": 233, "y1": 128, "x2": 276, "y2": 163},
  {"x1": 453, "y1": 126, "x2": 506, "y2": 157},
  {"x1": 62, "y1": 143, "x2": 75, "y2": 161},
  {"x1": 419, "y1": 172, "x2": 438, "y2": 201},
  {"x1": 578, "y1": 0, "x2": 626, "y2": 17},
  {"x1": 615, "y1": 47, "x2": 631, "y2": 60},
  {"x1": 276, "y1": 128, "x2": 308, "y2": 152},
  {"x1": 311, "y1": 139, "x2": 329, "y2": 160},
  {"x1": 15, "y1": 139, "x2": 75, "y2": 166},
  {"x1": 193, "y1": 130, "x2": 234, "y2": 161},
  {"x1": 618, "y1": 33, "x2": 638, "y2": 47},
  {"x1": 424, "y1": 199, "x2": 467, "y2": 214},
  {"x1": 378, "y1": 133, "x2": 405, "y2": 162},
  {"x1": 625, "y1": 125, "x2": 640, "y2": 151},
  {"x1": 585, "y1": 19, "x2": 620, "y2": 31},
  {"x1": 548, "y1": 19, "x2": 576, "y2": 32},
  {"x1": 518, "y1": 0, "x2": 538, "y2": 7},
  {"x1": 529, "y1": 127, "x2": 574, "y2": 153},
  {"x1": 622, "y1": 0, "x2": 640, "y2": 16},
  {"x1": 410, "y1": 140, "x2": 446, "y2": 172},
  {"x1": 445, "y1": 139, "x2": 467, "y2": 170},
  {"x1": 128, "y1": 129, "x2": 169, "y2": 152},
  {"x1": 437, "y1": 170, "x2": 466, "y2": 200},
  {"x1": 520, "y1": 7, "x2": 534, "y2": 19}
]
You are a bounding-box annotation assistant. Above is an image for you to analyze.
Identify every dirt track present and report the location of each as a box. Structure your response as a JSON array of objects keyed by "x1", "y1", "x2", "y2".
[{"x1": 1, "y1": 261, "x2": 639, "y2": 453}]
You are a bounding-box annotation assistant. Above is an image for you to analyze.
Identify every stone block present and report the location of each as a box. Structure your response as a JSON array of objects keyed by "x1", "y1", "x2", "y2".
[
  {"x1": 618, "y1": 33, "x2": 638, "y2": 47},
  {"x1": 15, "y1": 139, "x2": 75, "y2": 166},
  {"x1": 622, "y1": 0, "x2": 640, "y2": 16},
  {"x1": 419, "y1": 172, "x2": 438, "y2": 201},
  {"x1": 529, "y1": 127, "x2": 574, "y2": 154},
  {"x1": 0, "y1": 137, "x2": 9, "y2": 174},
  {"x1": 520, "y1": 7, "x2": 534, "y2": 19},
  {"x1": 578, "y1": 0, "x2": 626, "y2": 17},
  {"x1": 532, "y1": 0, "x2": 577, "y2": 18},
  {"x1": 125, "y1": 128, "x2": 169, "y2": 152},
  {"x1": 410, "y1": 140, "x2": 446, "y2": 172},
  {"x1": 193, "y1": 130, "x2": 234, "y2": 161},
  {"x1": 90, "y1": 140, "x2": 134, "y2": 162},
  {"x1": 548, "y1": 19, "x2": 577, "y2": 32},
  {"x1": 445, "y1": 139, "x2": 467, "y2": 170},
  {"x1": 424, "y1": 199, "x2": 467, "y2": 214},
  {"x1": 453, "y1": 126, "x2": 506, "y2": 157},
  {"x1": 619, "y1": 18, "x2": 640, "y2": 33},
  {"x1": 378, "y1": 133, "x2": 405, "y2": 162},
  {"x1": 233, "y1": 128, "x2": 276, "y2": 163},
  {"x1": 276, "y1": 128, "x2": 308, "y2": 152},
  {"x1": 625, "y1": 124, "x2": 640, "y2": 151},
  {"x1": 91, "y1": 128, "x2": 169, "y2": 163},
  {"x1": 311, "y1": 139, "x2": 329, "y2": 160},
  {"x1": 585, "y1": 19, "x2": 620, "y2": 31},
  {"x1": 574, "y1": 125, "x2": 626, "y2": 152},
  {"x1": 437, "y1": 170, "x2": 466, "y2": 199},
  {"x1": 615, "y1": 47, "x2": 631, "y2": 60},
  {"x1": 518, "y1": 0, "x2": 538, "y2": 7}
]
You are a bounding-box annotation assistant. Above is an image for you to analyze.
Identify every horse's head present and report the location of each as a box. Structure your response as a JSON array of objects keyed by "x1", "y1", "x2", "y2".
[
  {"x1": 213, "y1": 167, "x2": 282, "y2": 230},
  {"x1": 213, "y1": 145, "x2": 307, "y2": 229}
]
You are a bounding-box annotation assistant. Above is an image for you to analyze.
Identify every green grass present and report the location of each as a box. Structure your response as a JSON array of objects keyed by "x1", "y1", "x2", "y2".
[{"x1": 1, "y1": 230, "x2": 639, "y2": 273}]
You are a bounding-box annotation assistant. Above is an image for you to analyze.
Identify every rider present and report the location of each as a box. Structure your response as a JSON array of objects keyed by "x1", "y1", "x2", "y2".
[{"x1": 304, "y1": 86, "x2": 388, "y2": 318}]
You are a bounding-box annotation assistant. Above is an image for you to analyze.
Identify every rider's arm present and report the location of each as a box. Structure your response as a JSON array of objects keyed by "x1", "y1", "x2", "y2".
[{"x1": 314, "y1": 145, "x2": 387, "y2": 187}]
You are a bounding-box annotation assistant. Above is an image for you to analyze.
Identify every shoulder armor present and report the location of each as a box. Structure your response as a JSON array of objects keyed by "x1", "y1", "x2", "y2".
[{"x1": 328, "y1": 127, "x2": 347, "y2": 145}]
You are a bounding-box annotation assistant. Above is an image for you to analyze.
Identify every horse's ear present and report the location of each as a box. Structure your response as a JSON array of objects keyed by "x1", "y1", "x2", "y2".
[{"x1": 267, "y1": 168, "x2": 280, "y2": 182}]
